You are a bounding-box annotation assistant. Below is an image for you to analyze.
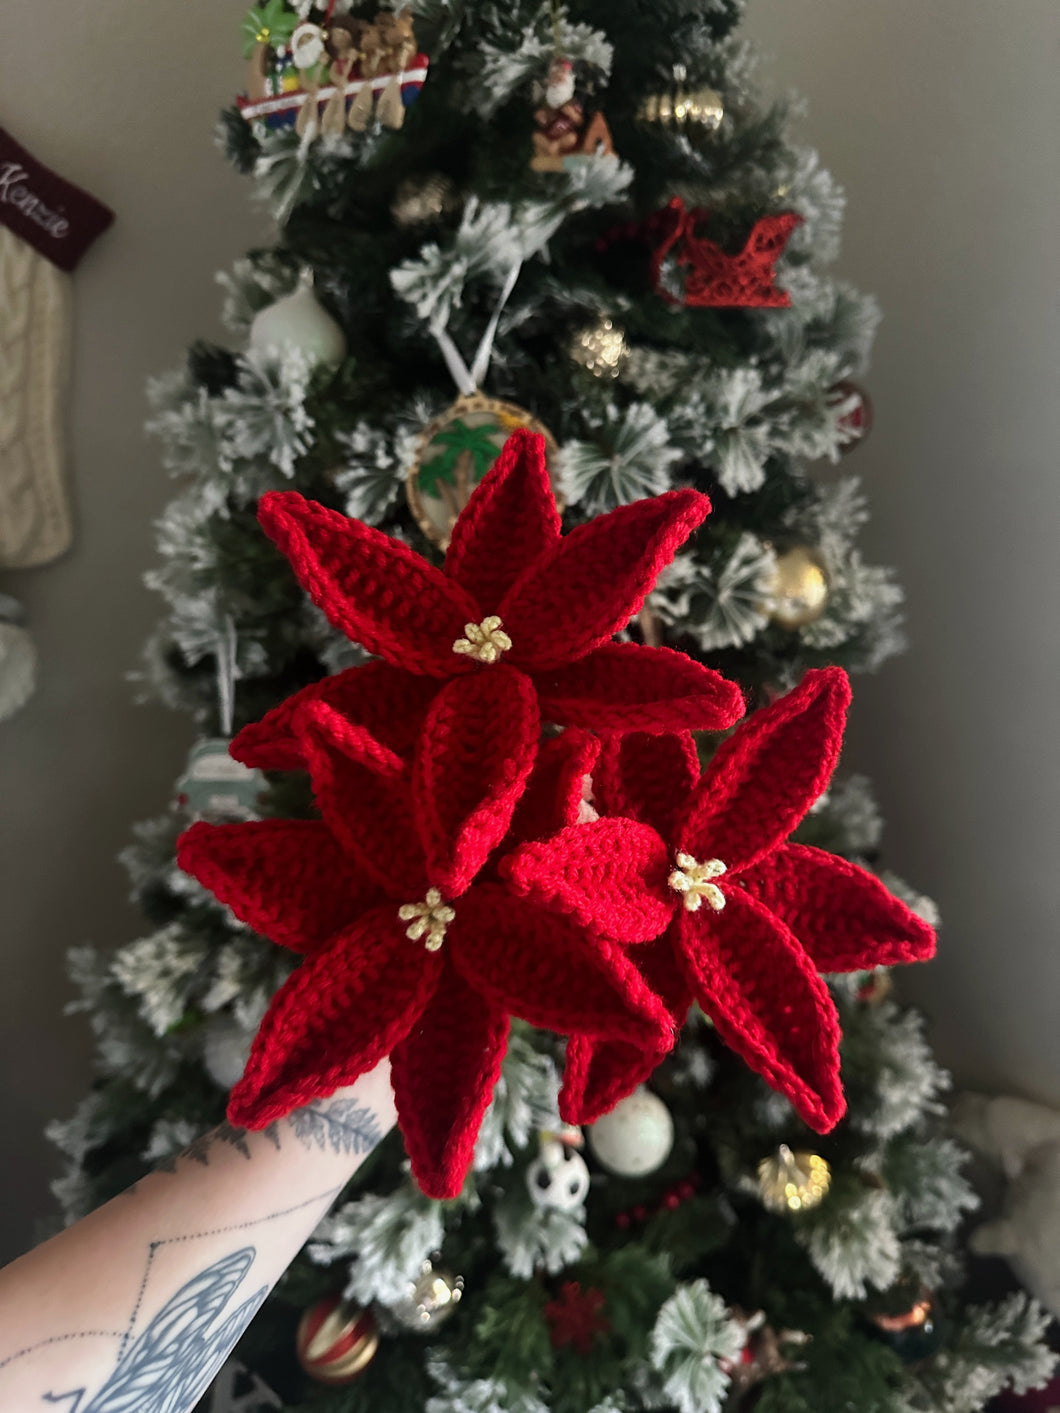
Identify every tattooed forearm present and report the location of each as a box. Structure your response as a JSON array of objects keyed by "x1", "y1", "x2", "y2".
[
  {"x1": 0, "y1": 1066, "x2": 396, "y2": 1413},
  {"x1": 155, "y1": 1099, "x2": 382, "y2": 1174},
  {"x1": 43, "y1": 1248, "x2": 268, "y2": 1413}
]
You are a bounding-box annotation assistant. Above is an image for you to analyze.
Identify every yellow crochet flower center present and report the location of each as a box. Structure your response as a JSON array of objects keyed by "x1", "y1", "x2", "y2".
[
  {"x1": 668, "y1": 853, "x2": 727, "y2": 913},
  {"x1": 398, "y1": 888, "x2": 456, "y2": 952},
  {"x1": 452, "y1": 616, "x2": 512, "y2": 664}
]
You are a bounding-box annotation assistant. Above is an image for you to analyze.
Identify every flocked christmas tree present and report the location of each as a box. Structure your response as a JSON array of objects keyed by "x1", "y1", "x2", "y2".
[{"x1": 45, "y1": 2, "x2": 1056, "y2": 1410}]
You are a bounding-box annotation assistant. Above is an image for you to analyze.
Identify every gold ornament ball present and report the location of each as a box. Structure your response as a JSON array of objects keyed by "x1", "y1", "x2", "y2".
[
  {"x1": 391, "y1": 173, "x2": 459, "y2": 227},
  {"x1": 757, "y1": 1145, "x2": 832, "y2": 1214},
  {"x1": 766, "y1": 546, "x2": 830, "y2": 629},
  {"x1": 570, "y1": 316, "x2": 630, "y2": 379},
  {"x1": 639, "y1": 65, "x2": 724, "y2": 133},
  {"x1": 296, "y1": 1295, "x2": 379, "y2": 1385},
  {"x1": 389, "y1": 1258, "x2": 464, "y2": 1331}
]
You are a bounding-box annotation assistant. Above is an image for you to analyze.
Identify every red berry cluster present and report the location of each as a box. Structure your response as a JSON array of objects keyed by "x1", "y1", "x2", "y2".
[{"x1": 614, "y1": 1173, "x2": 700, "y2": 1229}]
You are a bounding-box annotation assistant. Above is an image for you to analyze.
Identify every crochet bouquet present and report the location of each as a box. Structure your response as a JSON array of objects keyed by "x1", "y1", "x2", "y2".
[{"x1": 178, "y1": 430, "x2": 935, "y2": 1200}]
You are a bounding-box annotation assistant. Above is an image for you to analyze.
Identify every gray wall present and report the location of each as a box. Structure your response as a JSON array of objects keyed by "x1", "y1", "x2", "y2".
[
  {"x1": 1, "y1": 1, "x2": 1057, "y2": 1263},
  {"x1": 0, "y1": 0, "x2": 263, "y2": 1262},
  {"x1": 742, "y1": 0, "x2": 1060, "y2": 1102}
]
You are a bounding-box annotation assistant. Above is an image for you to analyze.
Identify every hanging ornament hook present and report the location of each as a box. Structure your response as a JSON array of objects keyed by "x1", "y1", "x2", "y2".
[{"x1": 216, "y1": 615, "x2": 238, "y2": 738}]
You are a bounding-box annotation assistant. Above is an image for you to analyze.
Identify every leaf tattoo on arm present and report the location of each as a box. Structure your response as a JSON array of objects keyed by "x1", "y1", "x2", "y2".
[{"x1": 288, "y1": 1099, "x2": 382, "y2": 1156}]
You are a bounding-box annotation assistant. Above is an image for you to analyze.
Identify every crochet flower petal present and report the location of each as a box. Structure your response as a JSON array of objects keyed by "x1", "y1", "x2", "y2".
[
  {"x1": 739, "y1": 843, "x2": 937, "y2": 971},
  {"x1": 559, "y1": 938, "x2": 692, "y2": 1126},
  {"x1": 448, "y1": 884, "x2": 672, "y2": 1047},
  {"x1": 504, "y1": 730, "x2": 601, "y2": 848},
  {"x1": 413, "y1": 667, "x2": 540, "y2": 897},
  {"x1": 501, "y1": 820, "x2": 674, "y2": 944},
  {"x1": 227, "y1": 907, "x2": 441, "y2": 1128},
  {"x1": 678, "y1": 667, "x2": 851, "y2": 875},
  {"x1": 594, "y1": 730, "x2": 700, "y2": 839},
  {"x1": 297, "y1": 703, "x2": 424, "y2": 895},
  {"x1": 499, "y1": 489, "x2": 710, "y2": 670},
  {"x1": 177, "y1": 820, "x2": 378, "y2": 954},
  {"x1": 258, "y1": 491, "x2": 481, "y2": 677},
  {"x1": 231, "y1": 661, "x2": 439, "y2": 771},
  {"x1": 391, "y1": 966, "x2": 509, "y2": 1200},
  {"x1": 535, "y1": 642, "x2": 744, "y2": 733},
  {"x1": 444, "y1": 429, "x2": 561, "y2": 613},
  {"x1": 676, "y1": 887, "x2": 844, "y2": 1131}
]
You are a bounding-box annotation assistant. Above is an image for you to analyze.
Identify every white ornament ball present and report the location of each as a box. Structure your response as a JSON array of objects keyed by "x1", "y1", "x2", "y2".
[
  {"x1": 526, "y1": 1138, "x2": 591, "y2": 1211},
  {"x1": 0, "y1": 596, "x2": 37, "y2": 723},
  {"x1": 588, "y1": 1086, "x2": 674, "y2": 1177},
  {"x1": 249, "y1": 269, "x2": 347, "y2": 369},
  {"x1": 202, "y1": 1015, "x2": 254, "y2": 1090}
]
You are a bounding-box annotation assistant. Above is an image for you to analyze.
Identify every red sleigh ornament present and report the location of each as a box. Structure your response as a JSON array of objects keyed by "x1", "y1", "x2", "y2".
[{"x1": 649, "y1": 197, "x2": 802, "y2": 308}]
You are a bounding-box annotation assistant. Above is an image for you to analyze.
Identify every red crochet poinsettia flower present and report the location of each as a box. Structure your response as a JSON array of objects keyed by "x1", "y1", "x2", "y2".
[
  {"x1": 230, "y1": 429, "x2": 743, "y2": 772},
  {"x1": 501, "y1": 668, "x2": 937, "y2": 1133},
  {"x1": 178, "y1": 672, "x2": 673, "y2": 1199}
]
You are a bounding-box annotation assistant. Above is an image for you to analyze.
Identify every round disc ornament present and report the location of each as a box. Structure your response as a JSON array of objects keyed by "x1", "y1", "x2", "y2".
[
  {"x1": 407, "y1": 393, "x2": 559, "y2": 548},
  {"x1": 588, "y1": 1085, "x2": 674, "y2": 1177}
]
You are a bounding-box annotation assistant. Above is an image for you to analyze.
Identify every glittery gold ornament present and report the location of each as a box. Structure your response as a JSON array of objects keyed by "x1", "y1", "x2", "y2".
[
  {"x1": 639, "y1": 65, "x2": 724, "y2": 133},
  {"x1": 757, "y1": 1145, "x2": 831, "y2": 1213},
  {"x1": 296, "y1": 1295, "x2": 379, "y2": 1384},
  {"x1": 389, "y1": 1258, "x2": 464, "y2": 1331},
  {"x1": 407, "y1": 392, "x2": 559, "y2": 548},
  {"x1": 391, "y1": 173, "x2": 459, "y2": 228},
  {"x1": 570, "y1": 316, "x2": 630, "y2": 379},
  {"x1": 765, "y1": 546, "x2": 830, "y2": 629}
]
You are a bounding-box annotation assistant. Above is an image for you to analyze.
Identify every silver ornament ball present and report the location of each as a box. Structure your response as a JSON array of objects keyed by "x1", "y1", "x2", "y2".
[{"x1": 588, "y1": 1085, "x2": 675, "y2": 1177}]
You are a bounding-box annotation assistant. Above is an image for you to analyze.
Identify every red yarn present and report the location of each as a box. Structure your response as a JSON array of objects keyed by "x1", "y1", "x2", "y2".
[
  {"x1": 177, "y1": 702, "x2": 674, "y2": 1200},
  {"x1": 544, "y1": 1283, "x2": 611, "y2": 1354},
  {"x1": 503, "y1": 668, "x2": 937, "y2": 1133},
  {"x1": 650, "y1": 197, "x2": 802, "y2": 308},
  {"x1": 245, "y1": 430, "x2": 743, "y2": 771}
]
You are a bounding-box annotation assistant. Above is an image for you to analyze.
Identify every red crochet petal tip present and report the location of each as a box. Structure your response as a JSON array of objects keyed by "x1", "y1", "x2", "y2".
[
  {"x1": 258, "y1": 491, "x2": 480, "y2": 678},
  {"x1": 231, "y1": 662, "x2": 438, "y2": 771},
  {"x1": 678, "y1": 667, "x2": 852, "y2": 876},
  {"x1": 501, "y1": 819, "x2": 675, "y2": 945},
  {"x1": 444, "y1": 430, "x2": 561, "y2": 614},
  {"x1": 177, "y1": 819, "x2": 377, "y2": 953},
  {"x1": 227, "y1": 907, "x2": 442, "y2": 1127},
  {"x1": 391, "y1": 967, "x2": 509, "y2": 1200},
  {"x1": 740, "y1": 843, "x2": 937, "y2": 972},
  {"x1": 296, "y1": 702, "x2": 424, "y2": 893},
  {"x1": 449, "y1": 884, "x2": 673, "y2": 1048},
  {"x1": 499, "y1": 489, "x2": 710, "y2": 672},
  {"x1": 504, "y1": 729, "x2": 601, "y2": 849},
  {"x1": 676, "y1": 889, "x2": 845, "y2": 1131},
  {"x1": 560, "y1": 937, "x2": 692, "y2": 1124},
  {"x1": 535, "y1": 642, "x2": 745, "y2": 734},
  {"x1": 413, "y1": 667, "x2": 540, "y2": 897},
  {"x1": 594, "y1": 730, "x2": 700, "y2": 840},
  {"x1": 560, "y1": 1035, "x2": 665, "y2": 1127}
]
